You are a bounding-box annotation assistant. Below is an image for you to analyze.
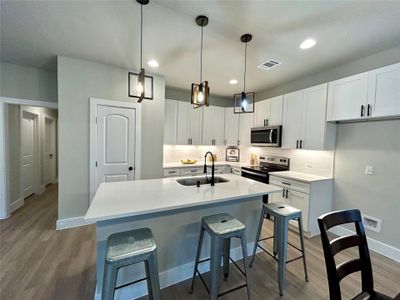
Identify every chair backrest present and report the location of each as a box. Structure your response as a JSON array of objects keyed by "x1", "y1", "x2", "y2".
[{"x1": 318, "y1": 209, "x2": 374, "y2": 300}]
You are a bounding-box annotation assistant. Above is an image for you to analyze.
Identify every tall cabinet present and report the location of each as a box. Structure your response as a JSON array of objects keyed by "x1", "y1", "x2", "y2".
[
  {"x1": 202, "y1": 106, "x2": 225, "y2": 145},
  {"x1": 224, "y1": 107, "x2": 239, "y2": 146},
  {"x1": 176, "y1": 101, "x2": 202, "y2": 145},
  {"x1": 282, "y1": 83, "x2": 335, "y2": 150},
  {"x1": 164, "y1": 99, "x2": 178, "y2": 144}
]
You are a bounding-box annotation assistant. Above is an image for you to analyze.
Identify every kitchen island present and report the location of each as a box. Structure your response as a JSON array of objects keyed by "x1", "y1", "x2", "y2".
[{"x1": 85, "y1": 174, "x2": 281, "y2": 300}]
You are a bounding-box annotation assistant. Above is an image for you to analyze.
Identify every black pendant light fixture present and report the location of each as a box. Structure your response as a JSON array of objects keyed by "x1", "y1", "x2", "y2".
[
  {"x1": 234, "y1": 34, "x2": 254, "y2": 114},
  {"x1": 191, "y1": 15, "x2": 210, "y2": 109},
  {"x1": 128, "y1": 0, "x2": 153, "y2": 102}
]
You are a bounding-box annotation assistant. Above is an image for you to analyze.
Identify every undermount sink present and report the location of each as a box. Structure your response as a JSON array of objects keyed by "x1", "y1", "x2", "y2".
[{"x1": 177, "y1": 176, "x2": 229, "y2": 186}]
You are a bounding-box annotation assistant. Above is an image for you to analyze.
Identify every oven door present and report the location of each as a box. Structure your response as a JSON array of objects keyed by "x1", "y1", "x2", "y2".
[
  {"x1": 241, "y1": 169, "x2": 268, "y2": 183},
  {"x1": 251, "y1": 126, "x2": 282, "y2": 147}
]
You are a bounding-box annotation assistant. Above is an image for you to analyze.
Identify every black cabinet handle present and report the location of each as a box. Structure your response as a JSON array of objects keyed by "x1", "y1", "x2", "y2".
[
  {"x1": 361, "y1": 105, "x2": 365, "y2": 117},
  {"x1": 282, "y1": 189, "x2": 285, "y2": 197},
  {"x1": 299, "y1": 140, "x2": 303, "y2": 149},
  {"x1": 282, "y1": 181, "x2": 291, "y2": 186},
  {"x1": 285, "y1": 189, "x2": 289, "y2": 198},
  {"x1": 296, "y1": 140, "x2": 299, "y2": 149},
  {"x1": 367, "y1": 104, "x2": 372, "y2": 116}
]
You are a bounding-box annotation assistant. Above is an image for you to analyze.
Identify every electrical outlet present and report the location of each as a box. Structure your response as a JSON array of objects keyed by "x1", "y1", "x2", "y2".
[
  {"x1": 365, "y1": 166, "x2": 374, "y2": 175},
  {"x1": 362, "y1": 214, "x2": 382, "y2": 233}
]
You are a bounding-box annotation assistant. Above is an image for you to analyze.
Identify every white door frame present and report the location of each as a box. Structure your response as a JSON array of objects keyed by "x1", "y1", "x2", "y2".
[
  {"x1": 0, "y1": 97, "x2": 57, "y2": 219},
  {"x1": 89, "y1": 98, "x2": 142, "y2": 202},
  {"x1": 42, "y1": 114, "x2": 57, "y2": 185}
]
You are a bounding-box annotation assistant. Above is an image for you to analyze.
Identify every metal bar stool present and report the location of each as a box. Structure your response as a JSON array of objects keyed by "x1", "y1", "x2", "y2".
[
  {"x1": 250, "y1": 202, "x2": 308, "y2": 296},
  {"x1": 101, "y1": 228, "x2": 160, "y2": 300},
  {"x1": 190, "y1": 213, "x2": 251, "y2": 300}
]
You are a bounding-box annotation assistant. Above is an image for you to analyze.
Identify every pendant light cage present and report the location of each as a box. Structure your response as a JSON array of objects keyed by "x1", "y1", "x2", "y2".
[
  {"x1": 234, "y1": 33, "x2": 254, "y2": 114},
  {"x1": 191, "y1": 15, "x2": 210, "y2": 108},
  {"x1": 129, "y1": 0, "x2": 153, "y2": 102}
]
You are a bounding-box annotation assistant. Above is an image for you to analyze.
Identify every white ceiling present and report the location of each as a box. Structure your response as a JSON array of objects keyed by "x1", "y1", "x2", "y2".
[{"x1": 1, "y1": 0, "x2": 400, "y2": 97}]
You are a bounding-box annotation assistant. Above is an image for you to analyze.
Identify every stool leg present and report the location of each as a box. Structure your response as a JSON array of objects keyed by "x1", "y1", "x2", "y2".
[
  {"x1": 209, "y1": 236, "x2": 222, "y2": 300},
  {"x1": 273, "y1": 216, "x2": 278, "y2": 257},
  {"x1": 190, "y1": 226, "x2": 205, "y2": 293},
  {"x1": 250, "y1": 205, "x2": 266, "y2": 267},
  {"x1": 101, "y1": 262, "x2": 118, "y2": 300},
  {"x1": 240, "y1": 232, "x2": 251, "y2": 300},
  {"x1": 144, "y1": 260, "x2": 153, "y2": 299},
  {"x1": 297, "y1": 216, "x2": 309, "y2": 282},
  {"x1": 222, "y1": 238, "x2": 231, "y2": 280},
  {"x1": 277, "y1": 217, "x2": 288, "y2": 296},
  {"x1": 147, "y1": 252, "x2": 161, "y2": 300}
]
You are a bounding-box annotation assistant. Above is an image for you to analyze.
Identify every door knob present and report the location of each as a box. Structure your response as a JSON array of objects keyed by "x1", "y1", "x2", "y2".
[{"x1": 129, "y1": 166, "x2": 133, "y2": 171}]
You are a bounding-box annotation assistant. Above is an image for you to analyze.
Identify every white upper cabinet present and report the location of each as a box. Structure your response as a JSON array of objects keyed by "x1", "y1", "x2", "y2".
[
  {"x1": 302, "y1": 84, "x2": 335, "y2": 150},
  {"x1": 254, "y1": 96, "x2": 283, "y2": 127},
  {"x1": 202, "y1": 105, "x2": 225, "y2": 145},
  {"x1": 327, "y1": 63, "x2": 400, "y2": 121},
  {"x1": 176, "y1": 101, "x2": 202, "y2": 145},
  {"x1": 282, "y1": 90, "x2": 303, "y2": 149},
  {"x1": 327, "y1": 72, "x2": 368, "y2": 121},
  {"x1": 164, "y1": 99, "x2": 178, "y2": 144},
  {"x1": 254, "y1": 99, "x2": 269, "y2": 127},
  {"x1": 367, "y1": 63, "x2": 400, "y2": 118},
  {"x1": 238, "y1": 113, "x2": 254, "y2": 146},
  {"x1": 224, "y1": 107, "x2": 239, "y2": 146},
  {"x1": 283, "y1": 84, "x2": 335, "y2": 150},
  {"x1": 177, "y1": 101, "x2": 190, "y2": 145},
  {"x1": 269, "y1": 96, "x2": 284, "y2": 125}
]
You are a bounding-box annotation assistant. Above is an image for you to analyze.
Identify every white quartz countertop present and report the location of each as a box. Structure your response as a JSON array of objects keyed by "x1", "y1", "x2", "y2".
[
  {"x1": 85, "y1": 174, "x2": 281, "y2": 222},
  {"x1": 269, "y1": 171, "x2": 333, "y2": 183},
  {"x1": 163, "y1": 161, "x2": 252, "y2": 168}
]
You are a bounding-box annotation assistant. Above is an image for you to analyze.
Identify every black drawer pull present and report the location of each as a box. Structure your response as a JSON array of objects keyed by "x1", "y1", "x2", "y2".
[{"x1": 282, "y1": 182, "x2": 291, "y2": 186}]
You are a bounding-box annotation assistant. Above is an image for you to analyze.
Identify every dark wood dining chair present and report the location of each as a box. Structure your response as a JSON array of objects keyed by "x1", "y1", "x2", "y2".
[{"x1": 318, "y1": 209, "x2": 393, "y2": 300}]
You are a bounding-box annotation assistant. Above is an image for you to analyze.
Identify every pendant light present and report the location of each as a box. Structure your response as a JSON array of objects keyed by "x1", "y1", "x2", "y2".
[
  {"x1": 128, "y1": 0, "x2": 153, "y2": 102},
  {"x1": 234, "y1": 34, "x2": 254, "y2": 114},
  {"x1": 191, "y1": 15, "x2": 210, "y2": 109}
]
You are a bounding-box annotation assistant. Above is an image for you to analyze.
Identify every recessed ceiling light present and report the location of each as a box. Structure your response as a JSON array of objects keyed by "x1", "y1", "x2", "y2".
[
  {"x1": 148, "y1": 59, "x2": 159, "y2": 67},
  {"x1": 229, "y1": 79, "x2": 238, "y2": 85},
  {"x1": 300, "y1": 38, "x2": 316, "y2": 50}
]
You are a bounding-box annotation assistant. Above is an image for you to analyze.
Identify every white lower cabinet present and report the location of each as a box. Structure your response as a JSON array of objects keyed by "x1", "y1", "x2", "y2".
[
  {"x1": 163, "y1": 165, "x2": 232, "y2": 178},
  {"x1": 269, "y1": 175, "x2": 332, "y2": 237}
]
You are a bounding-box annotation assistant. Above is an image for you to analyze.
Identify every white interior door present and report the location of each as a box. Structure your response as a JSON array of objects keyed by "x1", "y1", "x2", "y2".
[
  {"x1": 96, "y1": 105, "x2": 136, "y2": 190},
  {"x1": 43, "y1": 117, "x2": 56, "y2": 185},
  {"x1": 21, "y1": 111, "x2": 36, "y2": 198}
]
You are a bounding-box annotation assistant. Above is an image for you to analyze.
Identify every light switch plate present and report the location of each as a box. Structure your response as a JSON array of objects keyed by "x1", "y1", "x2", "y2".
[{"x1": 365, "y1": 166, "x2": 374, "y2": 175}]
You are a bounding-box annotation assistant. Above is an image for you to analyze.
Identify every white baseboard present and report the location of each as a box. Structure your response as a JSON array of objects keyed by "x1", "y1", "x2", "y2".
[
  {"x1": 330, "y1": 225, "x2": 400, "y2": 262},
  {"x1": 10, "y1": 198, "x2": 23, "y2": 213},
  {"x1": 56, "y1": 216, "x2": 92, "y2": 230},
  {"x1": 94, "y1": 242, "x2": 260, "y2": 300}
]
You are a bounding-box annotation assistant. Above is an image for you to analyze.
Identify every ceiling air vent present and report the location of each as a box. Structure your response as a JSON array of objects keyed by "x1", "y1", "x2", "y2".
[{"x1": 258, "y1": 59, "x2": 281, "y2": 70}]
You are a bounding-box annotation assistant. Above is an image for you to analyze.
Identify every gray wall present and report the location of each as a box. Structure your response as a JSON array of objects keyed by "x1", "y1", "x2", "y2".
[
  {"x1": 0, "y1": 62, "x2": 57, "y2": 102},
  {"x1": 257, "y1": 44, "x2": 400, "y2": 100},
  {"x1": 333, "y1": 120, "x2": 400, "y2": 249},
  {"x1": 166, "y1": 86, "x2": 232, "y2": 107},
  {"x1": 57, "y1": 56, "x2": 165, "y2": 220}
]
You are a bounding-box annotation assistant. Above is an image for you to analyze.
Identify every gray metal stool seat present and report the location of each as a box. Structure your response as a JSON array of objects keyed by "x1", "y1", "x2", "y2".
[
  {"x1": 190, "y1": 213, "x2": 251, "y2": 300},
  {"x1": 101, "y1": 228, "x2": 160, "y2": 300},
  {"x1": 250, "y1": 202, "x2": 308, "y2": 296}
]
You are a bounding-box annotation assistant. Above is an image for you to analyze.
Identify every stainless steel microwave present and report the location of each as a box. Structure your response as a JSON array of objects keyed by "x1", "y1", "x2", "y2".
[{"x1": 251, "y1": 125, "x2": 282, "y2": 147}]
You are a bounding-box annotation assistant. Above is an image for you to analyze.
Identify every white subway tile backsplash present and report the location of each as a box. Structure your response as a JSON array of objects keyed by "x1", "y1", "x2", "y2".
[{"x1": 163, "y1": 145, "x2": 334, "y2": 177}]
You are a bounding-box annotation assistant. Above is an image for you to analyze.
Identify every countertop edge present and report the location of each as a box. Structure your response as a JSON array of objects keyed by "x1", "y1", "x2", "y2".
[{"x1": 269, "y1": 172, "x2": 333, "y2": 183}]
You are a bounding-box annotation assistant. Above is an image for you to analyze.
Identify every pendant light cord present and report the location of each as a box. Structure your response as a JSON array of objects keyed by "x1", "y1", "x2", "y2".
[
  {"x1": 243, "y1": 41, "x2": 247, "y2": 92},
  {"x1": 200, "y1": 26, "x2": 203, "y2": 83},
  {"x1": 140, "y1": 4, "x2": 143, "y2": 69}
]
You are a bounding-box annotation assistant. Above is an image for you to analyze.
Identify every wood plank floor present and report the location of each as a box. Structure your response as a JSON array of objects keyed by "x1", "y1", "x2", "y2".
[{"x1": 1, "y1": 184, "x2": 399, "y2": 299}]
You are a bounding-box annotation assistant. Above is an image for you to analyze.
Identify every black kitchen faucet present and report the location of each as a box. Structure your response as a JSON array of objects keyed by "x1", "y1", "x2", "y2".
[{"x1": 204, "y1": 151, "x2": 215, "y2": 186}]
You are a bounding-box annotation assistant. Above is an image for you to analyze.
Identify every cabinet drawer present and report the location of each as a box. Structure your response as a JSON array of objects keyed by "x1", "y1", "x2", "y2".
[
  {"x1": 164, "y1": 168, "x2": 181, "y2": 177},
  {"x1": 181, "y1": 167, "x2": 203, "y2": 176},
  {"x1": 269, "y1": 176, "x2": 310, "y2": 194}
]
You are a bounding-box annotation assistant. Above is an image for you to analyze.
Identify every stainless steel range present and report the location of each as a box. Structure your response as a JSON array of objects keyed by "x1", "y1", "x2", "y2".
[{"x1": 241, "y1": 155, "x2": 289, "y2": 203}]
